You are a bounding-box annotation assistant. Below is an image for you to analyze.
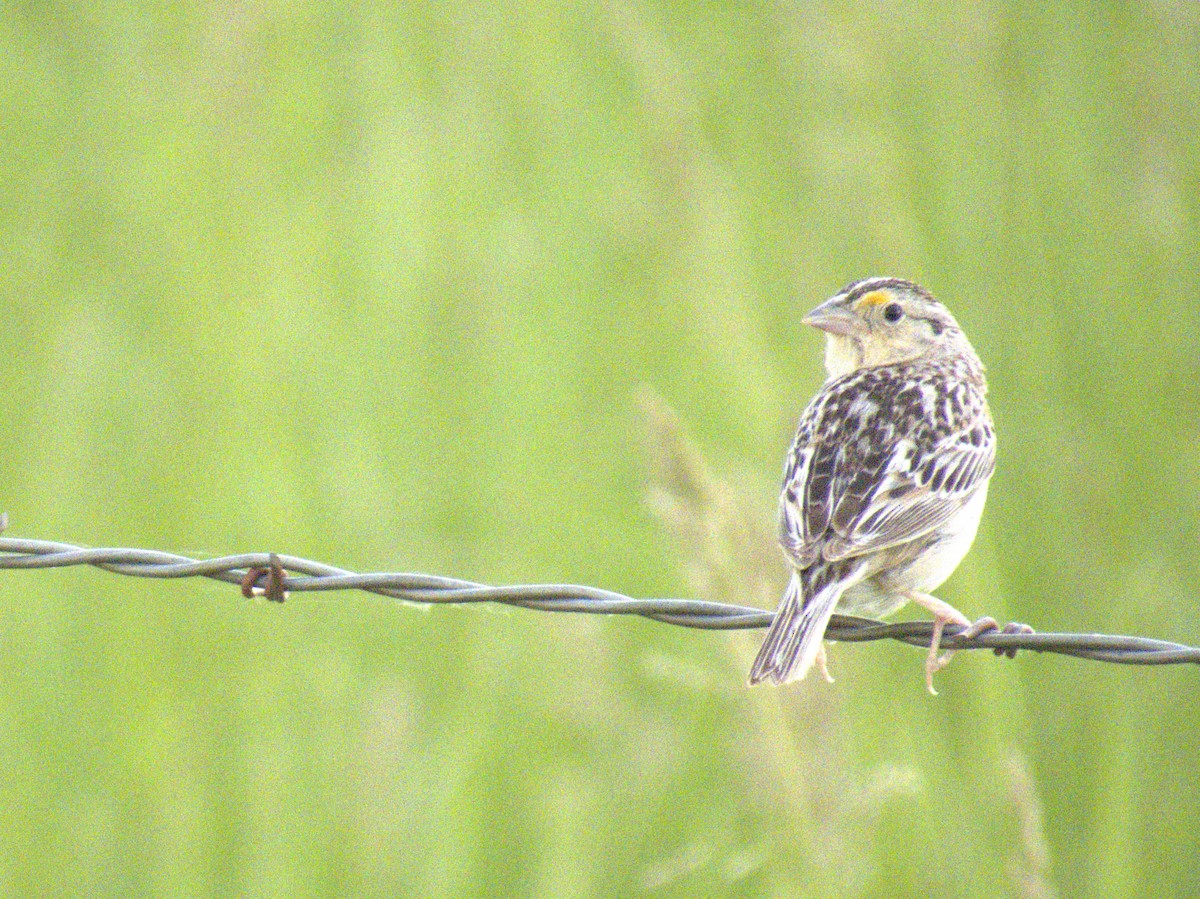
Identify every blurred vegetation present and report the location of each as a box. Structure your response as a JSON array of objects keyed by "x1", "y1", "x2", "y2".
[{"x1": 1, "y1": 1, "x2": 1198, "y2": 896}]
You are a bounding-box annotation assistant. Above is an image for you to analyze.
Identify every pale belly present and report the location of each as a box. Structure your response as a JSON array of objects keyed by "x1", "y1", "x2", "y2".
[{"x1": 834, "y1": 482, "x2": 990, "y2": 619}]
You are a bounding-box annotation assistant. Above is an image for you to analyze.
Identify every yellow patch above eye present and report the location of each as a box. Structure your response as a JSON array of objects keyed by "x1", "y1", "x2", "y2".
[{"x1": 854, "y1": 290, "x2": 892, "y2": 310}]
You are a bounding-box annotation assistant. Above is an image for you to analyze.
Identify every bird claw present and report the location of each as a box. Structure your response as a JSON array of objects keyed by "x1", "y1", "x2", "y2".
[
  {"x1": 993, "y1": 621, "x2": 1035, "y2": 658},
  {"x1": 924, "y1": 616, "x2": 956, "y2": 695},
  {"x1": 950, "y1": 616, "x2": 1037, "y2": 658},
  {"x1": 959, "y1": 615, "x2": 1000, "y2": 642},
  {"x1": 816, "y1": 643, "x2": 835, "y2": 684},
  {"x1": 924, "y1": 648, "x2": 945, "y2": 696}
]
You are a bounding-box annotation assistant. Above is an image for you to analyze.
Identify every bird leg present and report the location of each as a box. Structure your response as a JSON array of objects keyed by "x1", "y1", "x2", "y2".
[
  {"x1": 905, "y1": 592, "x2": 999, "y2": 695},
  {"x1": 815, "y1": 643, "x2": 835, "y2": 684}
]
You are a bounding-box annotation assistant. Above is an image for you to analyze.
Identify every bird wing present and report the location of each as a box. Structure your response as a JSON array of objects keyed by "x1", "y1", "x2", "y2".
[
  {"x1": 822, "y1": 421, "x2": 995, "y2": 562},
  {"x1": 778, "y1": 371, "x2": 995, "y2": 568},
  {"x1": 777, "y1": 389, "x2": 838, "y2": 568}
]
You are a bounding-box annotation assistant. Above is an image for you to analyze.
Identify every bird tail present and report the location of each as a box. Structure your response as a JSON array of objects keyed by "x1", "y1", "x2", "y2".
[{"x1": 748, "y1": 566, "x2": 854, "y2": 685}]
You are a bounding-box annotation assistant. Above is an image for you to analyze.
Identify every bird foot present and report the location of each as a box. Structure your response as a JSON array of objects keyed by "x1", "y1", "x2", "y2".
[
  {"x1": 924, "y1": 617, "x2": 1036, "y2": 693},
  {"x1": 923, "y1": 613, "x2": 997, "y2": 696}
]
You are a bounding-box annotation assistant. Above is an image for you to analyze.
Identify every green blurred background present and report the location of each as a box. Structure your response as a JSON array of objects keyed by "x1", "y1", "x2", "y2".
[{"x1": 2, "y1": 1, "x2": 1198, "y2": 896}]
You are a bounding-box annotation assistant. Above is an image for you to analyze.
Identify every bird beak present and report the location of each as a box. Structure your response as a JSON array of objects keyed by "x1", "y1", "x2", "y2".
[{"x1": 802, "y1": 299, "x2": 860, "y2": 337}]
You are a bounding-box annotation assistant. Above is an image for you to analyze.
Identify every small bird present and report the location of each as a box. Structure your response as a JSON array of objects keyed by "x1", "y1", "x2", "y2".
[{"x1": 750, "y1": 277, "x2": 1009, "y2": 693}]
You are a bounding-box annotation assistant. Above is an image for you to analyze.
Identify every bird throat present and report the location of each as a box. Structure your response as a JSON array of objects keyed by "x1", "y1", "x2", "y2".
[{"x1": 823, "y1": 333, "x2": 862, "y2": 379}]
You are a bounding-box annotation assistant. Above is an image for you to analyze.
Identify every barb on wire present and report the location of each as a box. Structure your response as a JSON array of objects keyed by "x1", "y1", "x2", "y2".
[{"x1": 0, "y1": 517, "x2": 1196, "y2": 666}]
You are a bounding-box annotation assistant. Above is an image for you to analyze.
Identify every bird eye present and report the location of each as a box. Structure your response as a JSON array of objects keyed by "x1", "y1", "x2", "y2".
[{"x1": 882, "y1": 302, "x2": 904, "y2": 324}]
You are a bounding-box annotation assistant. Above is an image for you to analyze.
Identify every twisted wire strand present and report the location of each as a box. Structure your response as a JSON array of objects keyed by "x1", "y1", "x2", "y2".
[{"x1": 0, "y1": 515, "x2": 1196, "y2": 666}]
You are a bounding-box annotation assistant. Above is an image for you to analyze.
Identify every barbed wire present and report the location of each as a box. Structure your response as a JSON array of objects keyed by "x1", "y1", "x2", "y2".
[{"x1": 0, "y1": 513, "x2": 1196, "y2": 666}]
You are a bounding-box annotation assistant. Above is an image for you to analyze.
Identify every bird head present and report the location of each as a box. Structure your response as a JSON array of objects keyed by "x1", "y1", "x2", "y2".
[{"x1": 804, "y1": 278, "x2": 972, "y2": 378}]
